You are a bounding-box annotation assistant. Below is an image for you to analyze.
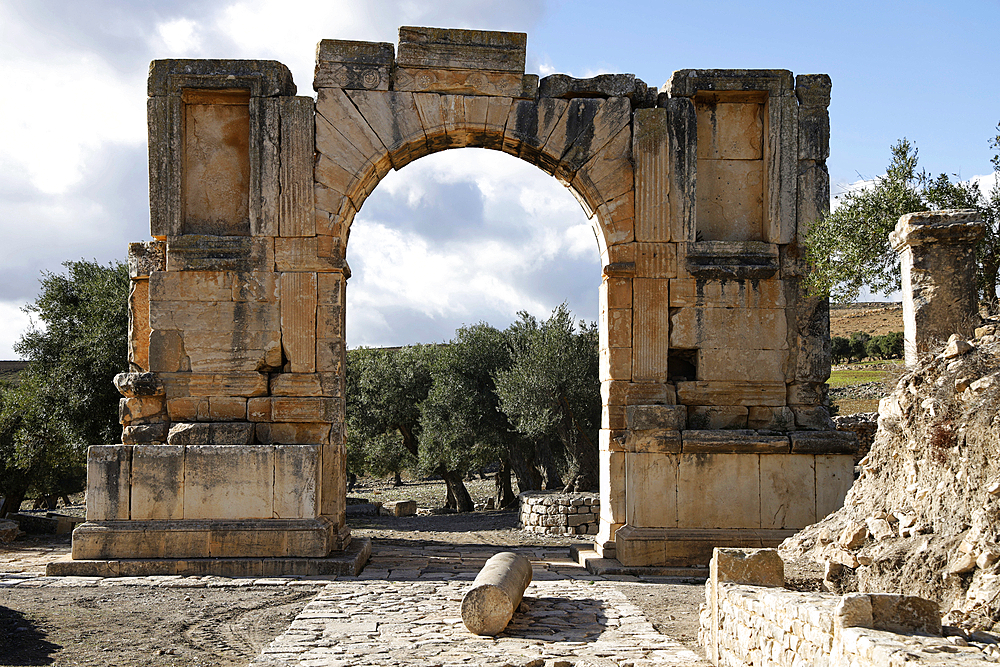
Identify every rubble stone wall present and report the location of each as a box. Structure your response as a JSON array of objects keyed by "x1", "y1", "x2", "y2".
[{"x1": 518, "y1": 491, "x2": 600, "y2": 536}]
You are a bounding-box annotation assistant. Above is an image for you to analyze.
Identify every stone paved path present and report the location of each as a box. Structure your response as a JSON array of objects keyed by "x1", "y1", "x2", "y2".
[{"x1": 251, "y1": 541, "x2": 708, "y2": 667}]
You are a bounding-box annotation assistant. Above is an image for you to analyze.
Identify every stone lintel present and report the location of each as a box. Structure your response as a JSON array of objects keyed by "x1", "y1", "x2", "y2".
[
  {"x1": 166, "y1": 235, "x2": 272, "y2": 272},
  {"x1": 682, "y1": 430, "x2": 790, "y2": 454},
  {"x1": 539, "y1": 73, "x2": 655, "y2": 106},
  {"x1": 684, "y1": 240, "x2": 779, "y2": 280},
  {"x1": 889, "y1": 209, "x2": 985, "y2": 250},
  {"x1": 148, "y1": 59, "x2": 296, "y2": 97},
  {"x1": 665, "y1": 69, "x2": 793, "y2": 98},
  {"x1": 397, "y1": 26, "x2": 526, "y2": 73}
]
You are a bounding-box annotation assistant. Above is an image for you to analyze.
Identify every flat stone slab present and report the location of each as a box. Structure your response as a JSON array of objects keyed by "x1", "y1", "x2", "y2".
[
  {"x1": 250, "y1": 579, "x2": 704, "y2": 666},
  {"x1": 570, "y1": 545, "x2": 709, "y2": 580}
]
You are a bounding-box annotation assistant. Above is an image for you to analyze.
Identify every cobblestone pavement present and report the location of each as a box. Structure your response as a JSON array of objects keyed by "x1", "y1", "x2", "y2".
[
  {"x1": 1, "y1": 535, "x2": 709, "y2": 666},
  {"x1": 252, "y1": 541, "x2": 708, "y2": 667}
]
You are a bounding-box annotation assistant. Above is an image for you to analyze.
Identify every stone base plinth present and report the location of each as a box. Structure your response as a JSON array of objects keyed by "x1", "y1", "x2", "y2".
[
  {"x1": 47, "y1": 536, "x2": 370, "y2": 578},
  {"x1": 69, "y1": 517, "x2": 349, "y2": 560},
  {"x1": 615, "y1": 526, "x2": 797, "y2": 568}
]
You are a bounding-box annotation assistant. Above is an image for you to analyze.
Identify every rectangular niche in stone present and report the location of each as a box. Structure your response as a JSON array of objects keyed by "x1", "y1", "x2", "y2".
[
  {"x1": 695, "y1": 92, "x2": 766, "y2": 242},
  {"x1": 182, "y1": 89, "x2": 251, "y2": 236}
]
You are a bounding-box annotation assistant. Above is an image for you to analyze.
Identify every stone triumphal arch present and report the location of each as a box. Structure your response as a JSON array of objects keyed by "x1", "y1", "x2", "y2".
[{"x1": 51, "y1": 27, "x2": 855, "y2": 577}]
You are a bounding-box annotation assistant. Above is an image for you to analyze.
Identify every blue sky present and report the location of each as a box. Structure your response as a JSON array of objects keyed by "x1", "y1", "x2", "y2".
[{"x1": 1, "y1": 0, "x2": 998, "y2": 358}]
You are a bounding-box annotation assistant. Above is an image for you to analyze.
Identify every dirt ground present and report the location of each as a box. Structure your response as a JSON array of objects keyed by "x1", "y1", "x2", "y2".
[
  {"x1": 1, "y1": 507, "x2": 709, "y2": 667},
  {"x1": 830, "y1": 301, "x2": 903, "y2": 338}
]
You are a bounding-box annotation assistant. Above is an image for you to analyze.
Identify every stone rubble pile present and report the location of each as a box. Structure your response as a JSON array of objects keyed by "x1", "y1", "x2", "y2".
[{"x1": 518, "y1": 491, "x2": 600, "y2": 536}]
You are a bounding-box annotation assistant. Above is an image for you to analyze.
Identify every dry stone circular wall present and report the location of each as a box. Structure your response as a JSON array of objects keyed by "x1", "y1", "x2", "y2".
[{"x1": 518, "y1": 491, "x2": 600, "y2": 536}]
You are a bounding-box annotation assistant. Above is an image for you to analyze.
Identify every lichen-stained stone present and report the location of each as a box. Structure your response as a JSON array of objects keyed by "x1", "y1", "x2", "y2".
[
  {"x1": 789, "y1": 430, "x2": 857, "y2": 454},
  {"x1": 321, "y1": 441, "x2": 347, "y2": 517},
  {"x1": 624, "y1": 430, "x2": 682, "y2": 453},
  {"x1": 150, "y1": 301, "x2": 279, "y2": 331},
  {"x1": 165, "y1": 235, "x2": 274, "y2": 273},
  {"x1": 686, "y1": 406, "x2": 749, "y2": 430},
  {"x1": 632, "y1": 278, "x2": 669, "y2": 382},
  {"x1": 255, "y1": 97, "x2": 280, "y2": 238},
  {"x1": 816, "y1": 454, "x2": 855, "y2": 519},
  {"x1": 633, "y1": 108, "x2": 671, "y2": 243},
  {"x1": 791, "y1": 405, "x2": 835, "y2": 430},
  {"x1": 748, "y1": 406, "x2": 795, "y2": 430},
  {"x1": 682, "y1": 430, "x2": 789, "y2": 453},
  {"x1": 666, "y1": 97, "x2": 697, "y2": 243},
  {"x1": 544, "y1": 97, "x2": 631, "y2": 178},
  {"x1": 677, "y1": 381, "x2": 786, "y2": 407},
  {"x1": 760, "y1": 454, "x2": 816, "y2": 529},
  {"x1": 396, "y1": 26, "x2": 526, "y2": 73},
  {"x1": 786, "y1": 381, "x2": 827, "y2": 406},
  {"x1": 274, "y1": 445, "x2": 320, "y2": 518},
  {"x1": 278, "y1": 96, "x2": 315, "y2": 238},
  {"x1": 626, "y1": 404, "x2": 687, "y2": 430},
  {"x1": 395, "y1": 67, "x2": 528, "y2": 97},
  {"x1": 540, "y1": 72, "x2": 650, "y2": 101},
  {"x1": 796, "y1": 74, "x2": 832, "y2": 161},
  {"x1": 316, "y1": 337, "x2": 345, "y2": 374},
  {"x1": 669, "y1": 277, "x2": 786, "y2": 309},
  {"x1": 122, "y1": 423, "x2": 168, "y2": 444},
  {"x1": 313, "y1": 39, "x2": 394, "y2": 91},
  {"x1": 503, "y1": 98, "x2": 568, "y2": 164},
  {"x1": 255, "y1": 422, "x2": 331, "y2": 446},
  {"x1": 678, "y1": 453, "x2": 760, "y2": 529},
  {"x1": 86, "y1": 445, "x2": 132, "y2": 521},
  {"x1": 160, "y1": 371, "x2": 268, "y2": 397},
  {"x1": 274, "y1": 237, "x2": 344, "y2": 272},
  {"x1": 698, "y1": 348, "x2": 786, "y2": 383},
  {"x1": 599, "y1": 449, "x2": 626, "y2": 526},
  {"x1": 149, "y1": 270, "x2": 232, "y2": 302},
  {"x1": 625, "y1": 452, "x2": 678, "y2": 527},
  {"x1": 482, "y1": 96, "x2": 512, "y2": 149},
  {"x1": 168, "y1": 422, "x2": 254, "y2": 446},
  {"x1": 345, "y1": 90, "x2": 427, "y2": 169},
  {"x1": 571, "y1": 125, "x2": 633, "y2": 209},
  {"x1": 317, "y1": 271, "x2": 344, "y2": 307},
  {"x1": 128, "y1": 241, "x2": 166, "y2": 278},
  {"x1": 279, "y1": 272, "x2": 317, "y2": 373},
  {"x1": 231, "y1": 271, "x2": 277, "y2": 303},
  {"x1": 148, "y1": 330, "x2": 189, "y2": 373},
  {"x1": 670, "y1": 306, "x2": 787, "y2": 350},
  {"x1": 183, "y1": 445, "x2": 274, "y2": 519},
  {"x1": 247, "y1": 396, "x2": 271, "y2": 422},
  {"x1": 119, "y1": 396, "x2": 166, "y2": 426},
  {"x1": 130, "y1": 445, "x2": 184, "y2": 520},
  {"x1": 797, "y1": 161, "x2": 830, "y2": 239}
]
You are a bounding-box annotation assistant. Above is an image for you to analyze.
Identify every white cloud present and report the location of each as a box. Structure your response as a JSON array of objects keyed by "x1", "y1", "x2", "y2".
[
  {"x1": 0, "y1": 301, "x2": 34, "y2": 360},
  {"x1": 153, "y1": 18, "x2": 203, "y2": 55}
]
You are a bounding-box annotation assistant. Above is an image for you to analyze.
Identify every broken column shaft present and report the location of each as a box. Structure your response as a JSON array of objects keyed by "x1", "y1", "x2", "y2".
[{"x1": 461, "y1": 551, "x2": 533, "y2": 636}]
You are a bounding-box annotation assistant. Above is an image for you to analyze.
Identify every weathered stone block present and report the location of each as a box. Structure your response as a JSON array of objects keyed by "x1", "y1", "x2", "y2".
[
  {"x1": 167, "y1": 422, "x2": 254, "y2": 446},
  {"x1": 670, "y1": 307, "x2": 787, "y2": 350},
  {"x1": 625, "y1": 452, "x2": 678, "y2": 527},
  {"x1": 816, "y1": 455, "x2": 855, "y2": 519},
  {"x1": 789, "y1": 430, "x2": 857, "y2": 454},
  {"x1": 255, "y1": 422, "x2": 331, "y2": 446},
  {"x1": 624, "y1": 430, "x2": 681, "y2": 453},
  {"x1": 677, "y1": 381, "x2": 786, "y2": 407},
  {"x1": 184, "y1": 445, "x2": 274, "y2": 519},
  {"x1": 747, "y1": 406, "x2": 795, "y2": 430},
  {"x1": 119, "y1": 396, "x2": 166, "y2": 426},
  {"x1": 273, "y1": 445, "x2": 320, "y2": 518},
  {"x1": 208, "y1": 396, "x2": 247, "y2": 421},
  {"x1": 633, "y1": 107, "x2": 671, "y2": 243},
  {"x1": 669, "y1": 277, "x2": 786, "y2": 309},
  {"x1": 686, "y1": 406, "x2": 749, "y2": 430},
  {"x1": 129, "y1": 279, "x2": 151, "y2": 371},
  {"x1": 314, "y1": 39, "x2": 394, "y2": 91},
  {"x1": 130, "y1": 445, "x2": 184, "y2": 520},
  {"x1": 86, "y1": 445, "x2": 131, "y2": 521},
  {"x1": 760, "y1": 455, "x2": 816, "y2": 529},
  {"x1": 711, "y1": 547, "x2": 784, "y2": 587},
  {"x1": 698, "y1": 348, "x2": 786, "y2": 383},
  {"x1": 678, "y1": 453, "x2": 760, "y2": 528},
  {"x1": 600, "y1": 449, "x2": 626, "y2": 525},
  {"x1": 632, "y1": 278, "x2": 669, "y2": 381},
  {"x1": 682, "y1": 430, "x2": 789, "y2": 453},
  {"x1": 397, "y1": 26, "x2": 526, "y2": 73},
  {"x1": 626, "y1": 404, "x2": 686, "y2": 430}
]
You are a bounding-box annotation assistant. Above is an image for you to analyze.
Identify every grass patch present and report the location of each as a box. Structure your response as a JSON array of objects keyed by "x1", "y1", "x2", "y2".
[{"x1": 828, "y1": 368, "x2": 891, "y2": 388}]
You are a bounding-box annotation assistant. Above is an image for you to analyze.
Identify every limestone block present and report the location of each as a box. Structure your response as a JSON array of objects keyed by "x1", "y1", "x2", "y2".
[
  {"x1": 183, "y1": 445, "x2": 274, "y2": 519},
  {"x1": 668, "y1": 277, "x2": 786, "y2": 309},
  {"x1": 667, "y1": 97, "x2": 697, "y2": 243},
  {"x1": 316, "y1": 337, "x2": 346, "y2": 374},
  {"x1": 317, "y1": 272, "x2": 345, "y2": 306},
  {"x1": 747, "y1": 406, "x2": 795, "y2": 430},
  {"x1": 130, "y1": 445, "x2": 184, "y2": 520},
  {"x1": 149, "y1": 270, "x2": 232, "y2": 302},
  {"x1": 386, "y1": 500, "x2": 417, "y2": 517},
  {"x1": 795, "y1": 74, "x2": 832, "y2": 160},
  {"x1": 670, "y1": 307, "x2": 787, "y2": 350},
  {"x1": 273, "y1": 238, "x2": 343, "y2": 273},
  {"x1": 461, "y1": 551, "x2": 533, "y2": 636},
  {"x1": 543, "y1": 97, "x2": 631, "y2": 177},
  {"x1": 314, "y1": 39, "x2": 394, "y2": 91},
  {"x1": 677, "y1": 381, "x2": 786, "y2": 407},
  {"x1": 788, "y1": 294, "x2": 832, "y2": 383},
  {"x1": 614, "y1": 525, "x2": 667, "y2": 566},
  {"x1": 128, "y1": 241, "x2": 166, "y2": 278},
  {"x1": 119, "y1": 396, "x2": 166, "y2": 426},
  {"x1": 869, "y1": 594, "x2": 941, "y2": 635},
  {"x1": 791, "y1": 406, "x2": 834, "y2": 430},
  {"x1": 279, "y1": 272, "x2": 317, "y2": 373},
  {"x1": 760, "y1": 455, "x2": 816, "y2": 529},
  {"x1": 766, "y1": 92, "x2": 798, "y2": 245},
  {"x1": 397, "y1": 67, "x2": 529, "y2": 98},
  {"x1": 159, "y1": 371, "x2": 268, "y2": 398},
  {"x1": 601, "y1": 308, "x2": 632, "y2": 349},
  {"x1": 598, "y1": 428, "x2": 626, "y2": 453},
  {"x1": 273, "y1": 444, "x2": 320, "y2": 518},
  {"x1": 786, "y1": 382, "x2": 828, "y2": 406},
  {"x1": 129, "y1": 279, "x2": 150, "y2": 371},
  {"x1": 599, "y1": 346, "x2": 631, "y2": 382},
  {"x1": 816, "y1": 455, "x2": 855, "y2": 519},
  {"x1": 269, "y1": 372, "x2": 341, "y2": 397},
  {"x1": 165, "y1": 235, "x2": 273, "y2": 273},
  {"x1": 278, "y1": 96, "x2": 315, "y2": 237},
  {"x1": 207, "y1": 396, "x2": 247, "y2": 421},
  {"x1": 836, "y1": 593, "x2": 873, "y2": 629},
  {"x1": 635, "y1": 243, "x2": 676, "y2": 279},
  {"x1": 231, "y1": 271, "x2": 278, "y2": 303},
  {"x1": 255, "y1": 422, "x2": 331, "y2": 446},
  {"x1": 696, "y1": 159, "x2": 764, "y2": 242},
  {"x1": 570, "y1": 126, "x2": 633, "y2": 209},
  {"x1": 122, "y1": 423, "x2": 168, "y2": 444},
  {"x1": 397, "y1": 27, "x2": 527, "y2": 73},
  {"x1": 321, "y1": 441, "x2": 346, "y2": 518},
  {"x1": 503, "y1": 98, "x2": 568, "y2": 163},
  {"x1": 314, "y1": 113, "x2": 386, "y2": 200},
  {"x1": 624, "y1": 430, "x2": 681, "y2": 453},
  {"x1": 167, "y1": 422, "x2": 254, "y2": 446},
  {"x1": 632, "y1": 278, "x2": 669, "y2": 382},
  {"x1": 346, "y1": 90, "x2": 427, "y2": 169},
  {"x1": 150, "y1": 301, "x2": 279, "y2": 332},
  {"x1": 86, "y1": 445, "x2": 131, "y2": 521},
  {"x1": 148, "y1": 330, "x2": 189, "y2": 373},
  {"x1": 600, "y1": 449, "x2": 626, "y2": 525},
  {"x1": 602, "y1": 380, "x2": 677, "y2": 407},
  {"x1": 711, "y1": 547, "x2": 784, "y2": 587},
  {"x1": 180, "y1": 329, "x2": 281, "y2": 373},
  {"x1": 602, "y1": 404, "x2": 625, "y2": 430},
  {"x1": 797, "y1": 161, "x2": 830, "y2": 239},
  {"x1": 625, "y1": 452, "x2": 678, "y2": 528},
  {"x1": 167, "y1": 397, "x2": 207, "y2": 422},
  {"x1": 264, "y1": 397, "x2": 342, "y2": 423},
  {"x1": 696, "y1": 97, "x2": 763, "y2": 160},
  {"x1": 686, "y1": 406, "x2": 748, "y2": 430},
  {"x1": 633, "y1": 107, "x2": 670, "y2": 242},
  {"x1": 626, "y1": 405, "x2": 686, "y2": 430},
  {"x1": 697, "y1": 348, "x2": 786, "y2": 383},
  {"x1": 682, "y1": 431, "x2": 789, "y2": 454},
  {"x1": 789, "y1": 431, "x2": 857, "y2": 454},
  {"x1": 677, "y1": 453, "x2": 760, "y2": 528}
]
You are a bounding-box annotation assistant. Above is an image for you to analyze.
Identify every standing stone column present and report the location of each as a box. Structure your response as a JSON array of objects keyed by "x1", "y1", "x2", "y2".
[{"x1": 890, "y1": 209, "x2": 985, "y2": 365}]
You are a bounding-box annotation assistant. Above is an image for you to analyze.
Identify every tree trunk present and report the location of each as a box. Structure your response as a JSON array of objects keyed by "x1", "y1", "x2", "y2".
[
  {"x1": 0, "y1": 487, "x2": 26, "y2": 518},
  {"x1": 438, "y1": 466, "x2": 474, "y2": 512},
  {"x1": 535, "y1": 437, "x2": 564, "y2": 490},
  {"x1": 398, "y1": 425, "x2": 419, "y2": 458},
  {"x1": 495, "y1": 460, "x2": 517, "y2": 509},
  {"x1": 508, "y1": 443, "x2": 542, "y2": 492},
  {"x1": 393, "y1": 470, "x2": 402, "y2": 487}
]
